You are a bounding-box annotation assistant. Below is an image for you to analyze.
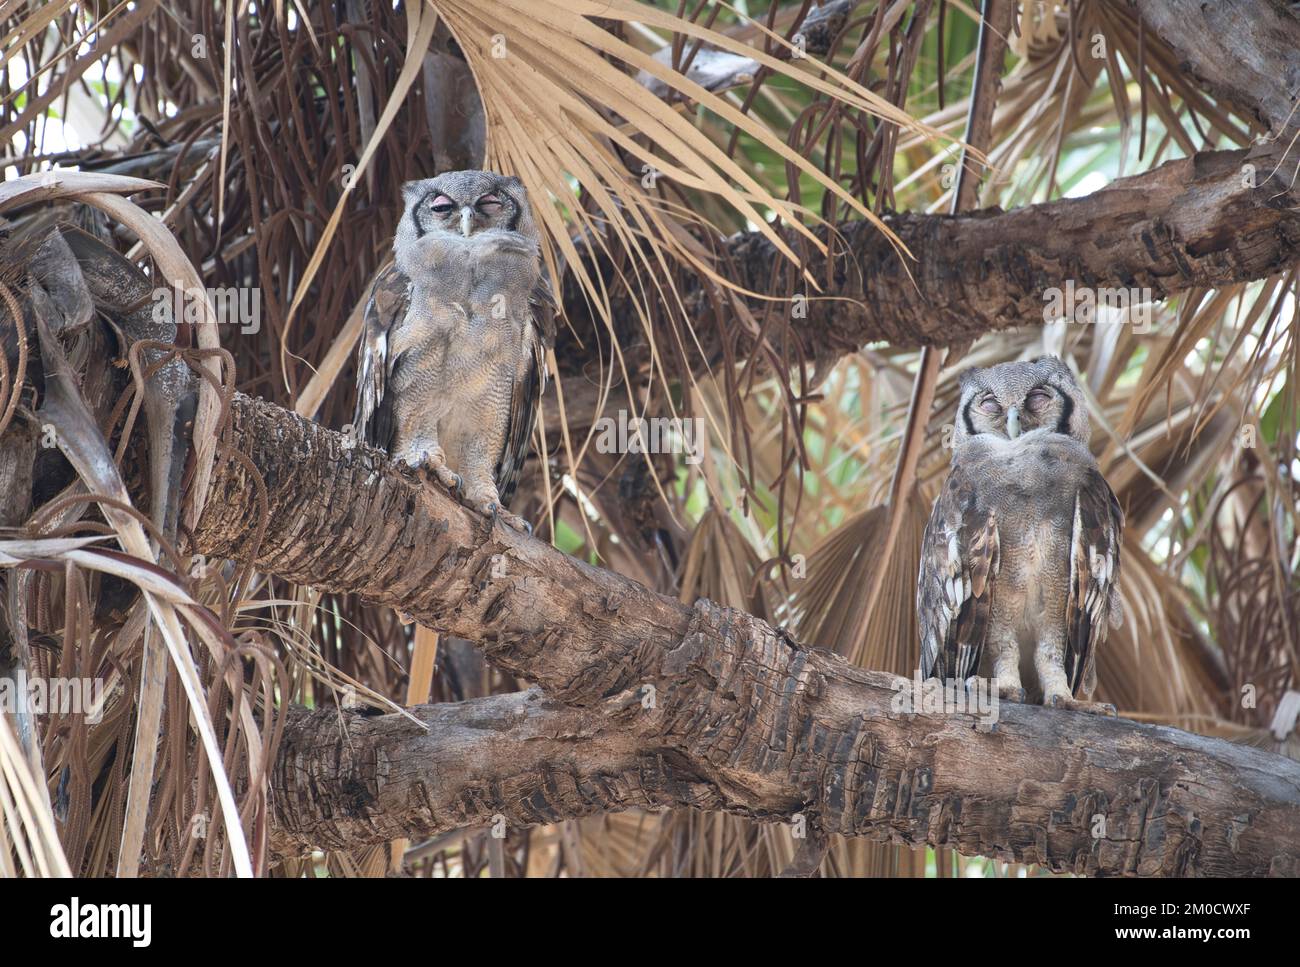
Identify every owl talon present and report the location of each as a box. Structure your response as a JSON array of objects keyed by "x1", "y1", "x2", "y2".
[
  {"x1": 499, "y1": 510, "x2": 531, "y2": 533},
  {"x1": 474, "y1": 499, "x2": 530, "y2": 533},
  {"x1": 471, "y1": 499, "x2": 502, "y2": 527},
  {"x1": 413, "y1": 451, "x2": 463, "y2": 498}
]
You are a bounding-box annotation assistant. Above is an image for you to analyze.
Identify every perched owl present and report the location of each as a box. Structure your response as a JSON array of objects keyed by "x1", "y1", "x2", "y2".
[
  {"x1": 353, "y1": 170, "x2": 555, "y2": 532},
  {"x1": 916, "y1": 355, "x2": 1124, "y2": 713}
]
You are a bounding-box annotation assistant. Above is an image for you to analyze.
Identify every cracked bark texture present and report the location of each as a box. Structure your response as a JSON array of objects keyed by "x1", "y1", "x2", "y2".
[
  {"x1": 271, "y1": 690, "x2": 722, "y2": 857},
  {"x1": 1125, "y1": 0, "x2": 1300, "y2": 140},
  {"x1": 200, "y1": 396, "x2": 1300, "y2": 875}
]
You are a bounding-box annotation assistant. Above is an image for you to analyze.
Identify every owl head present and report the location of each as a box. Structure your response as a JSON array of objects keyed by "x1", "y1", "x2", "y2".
[
  {"x1": 952, "y1": 355, "x2": 1090, "y2": 448},
  {"x1": 398, "y1": 170, "x2": 537, "y2": 241}
]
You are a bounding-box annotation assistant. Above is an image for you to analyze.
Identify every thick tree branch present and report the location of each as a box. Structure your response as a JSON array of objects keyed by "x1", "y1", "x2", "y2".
[
  {"x1": 561, "y1": 0, "x2": 1300, "y2": 379},
  {"x1": 199, "y1": 396, "x2": 1300, "y2": 875},
  {"x1": 271, "y1": 689, "x2": 720, "y2": 858},
  {"x1": 271, "y1": 680, "x2": 1300, "y2": 877},
  {"x1": 552, "y1": 146, "x2": 1300, "y2": 428}
]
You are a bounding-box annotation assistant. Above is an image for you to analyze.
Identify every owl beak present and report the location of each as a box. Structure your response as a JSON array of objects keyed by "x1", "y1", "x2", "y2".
[
  {"x1": 1005, "y1": 406, "x2": 1021, "y2": 439},
  {"x1": 460, "y1": 206, "x2": 475, "y2": 237}
]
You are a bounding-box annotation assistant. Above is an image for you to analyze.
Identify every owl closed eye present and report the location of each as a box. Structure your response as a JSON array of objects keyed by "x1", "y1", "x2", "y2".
[
  {"x1": 956, "y1": 355, "x2": 1088, "y2": 444},
  {"x1": 402, "y1": 174, "x2": 525, "y2": 238}
]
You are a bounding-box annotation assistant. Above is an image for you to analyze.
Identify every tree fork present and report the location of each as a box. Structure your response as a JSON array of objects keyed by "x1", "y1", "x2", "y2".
[{"x1": 198, "y1": 395, "x2": 1300, "y2": 875}]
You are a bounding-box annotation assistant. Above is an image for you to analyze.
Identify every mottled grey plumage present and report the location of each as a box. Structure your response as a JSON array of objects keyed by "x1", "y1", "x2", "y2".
[
  {"x1": 354, "y1": 170, "x2": 555, "y2": 530},
  {"x1": 917, "y1": 355, "x2": 1124, "y2": 712}
]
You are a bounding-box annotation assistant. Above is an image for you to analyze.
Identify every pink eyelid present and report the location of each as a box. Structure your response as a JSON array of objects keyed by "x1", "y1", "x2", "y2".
[
  {"x1": 477, "y1": 194, "x2": 501, "y2": 205},
  {"x1": 431, "y1": 194, "x2": 453, "y2": 207}
]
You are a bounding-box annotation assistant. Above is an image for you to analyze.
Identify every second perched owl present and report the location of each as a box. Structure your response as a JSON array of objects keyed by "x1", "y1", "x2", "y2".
[
  {"x1": 916, "y1": 356, "x2": 1123, "y2": 713},
  {"x1": 353, "y1": 170, "x2": 555, "y2": 531}
]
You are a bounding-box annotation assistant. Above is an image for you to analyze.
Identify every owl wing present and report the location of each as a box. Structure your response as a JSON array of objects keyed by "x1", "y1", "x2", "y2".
[
  {"x1": 353, "y1": 261, "x2": 411, "y2": 451},
  {"x1": 1064, "y1": 470, "x2": 1124, "y2": 696},
  {"x1": 493, "y1": 273, "x2": 557, "y2": 508},
  {"x1": 916, "y1": 459, "x2": 1001, "y2": 684}
]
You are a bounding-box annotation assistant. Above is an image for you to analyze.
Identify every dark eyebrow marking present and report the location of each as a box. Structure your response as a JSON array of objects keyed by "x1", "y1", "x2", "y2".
[
  {"x1": 411, "y1": 191, "x2": 435, "y2": 238},
  {"x1": 961, "y1": 394, "x2": 977, "y2": 437},
  {"x1": 1055, "y1": 384, "x2": 1073, "y2": 435},
  {"x1": 496, "y1": 185, "x2": 522, "y2": 231}
]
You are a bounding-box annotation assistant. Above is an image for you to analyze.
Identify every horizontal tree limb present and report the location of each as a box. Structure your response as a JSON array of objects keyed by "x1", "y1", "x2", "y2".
[
  {"x1": 198, "y1": 395, "x2": 1300, "y2": 875},
  {"x1": 270, "y1": 689, "x2": 716, "y2": 857},
  {"x1": 551, "y1": 145, "x2": 1300, "y2": 429}
]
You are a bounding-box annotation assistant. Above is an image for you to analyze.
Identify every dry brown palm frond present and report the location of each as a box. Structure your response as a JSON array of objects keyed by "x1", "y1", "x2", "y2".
[
  {"x1": 4, "y1": 0, "x2": 1296, "y2": 880},
  {"x1": 1204, "y1": 456, "x2": 1300, "y2": 728},
  {"x1": 0, "y1": 710, "x2": 72, "y2": 878},
  {"x1": 0, "y1": 177, "x2": 294, "y2": 877},
  {"x1": 1098, "y1": 542, "x2": 1224, "y2": 717},
  {"x1": 0, "y1": 531, "x2": 259, "y2": 875},
  {"x1": 788, "y1": 497, "x2": 925, "y2": 667},
  {"x1": 784, "y1": 493, "x2": 931, "y2": 877}
]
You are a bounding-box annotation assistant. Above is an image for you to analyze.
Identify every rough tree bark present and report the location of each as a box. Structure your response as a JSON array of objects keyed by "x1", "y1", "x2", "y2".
[
  {"x1": 1125, "y1": 0, "x2": 1300, "y2": 141},
  {"x1": 198, "y1": 396, "x2": 1300, "y2": 876},
  {"x1": 579, "y1": 146, "x2": 1300, "y2": 358}
]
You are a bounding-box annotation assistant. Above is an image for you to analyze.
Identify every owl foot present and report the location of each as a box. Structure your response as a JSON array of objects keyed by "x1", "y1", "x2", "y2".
[
  {"x1": 415, "y1": 451, "x2": 462, "y2": 497},
  {"x1": 419, "y1": 470, "x2": 462, "y2": 500},
  {"x1": 476, "y1": 500, "x2": 531, "y2": 533},
  {"x1": 1045, "y1": 692, "x2": 1117, "y2": 716},
  {"x1": 995, "y1": 683, "x2": 1026, "y2": 704}
]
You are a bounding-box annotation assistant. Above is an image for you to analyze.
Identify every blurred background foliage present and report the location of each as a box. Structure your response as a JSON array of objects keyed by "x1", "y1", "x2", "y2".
[{"x1": 0, "y1": 0, "x2": 1296, "y2": 877}]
